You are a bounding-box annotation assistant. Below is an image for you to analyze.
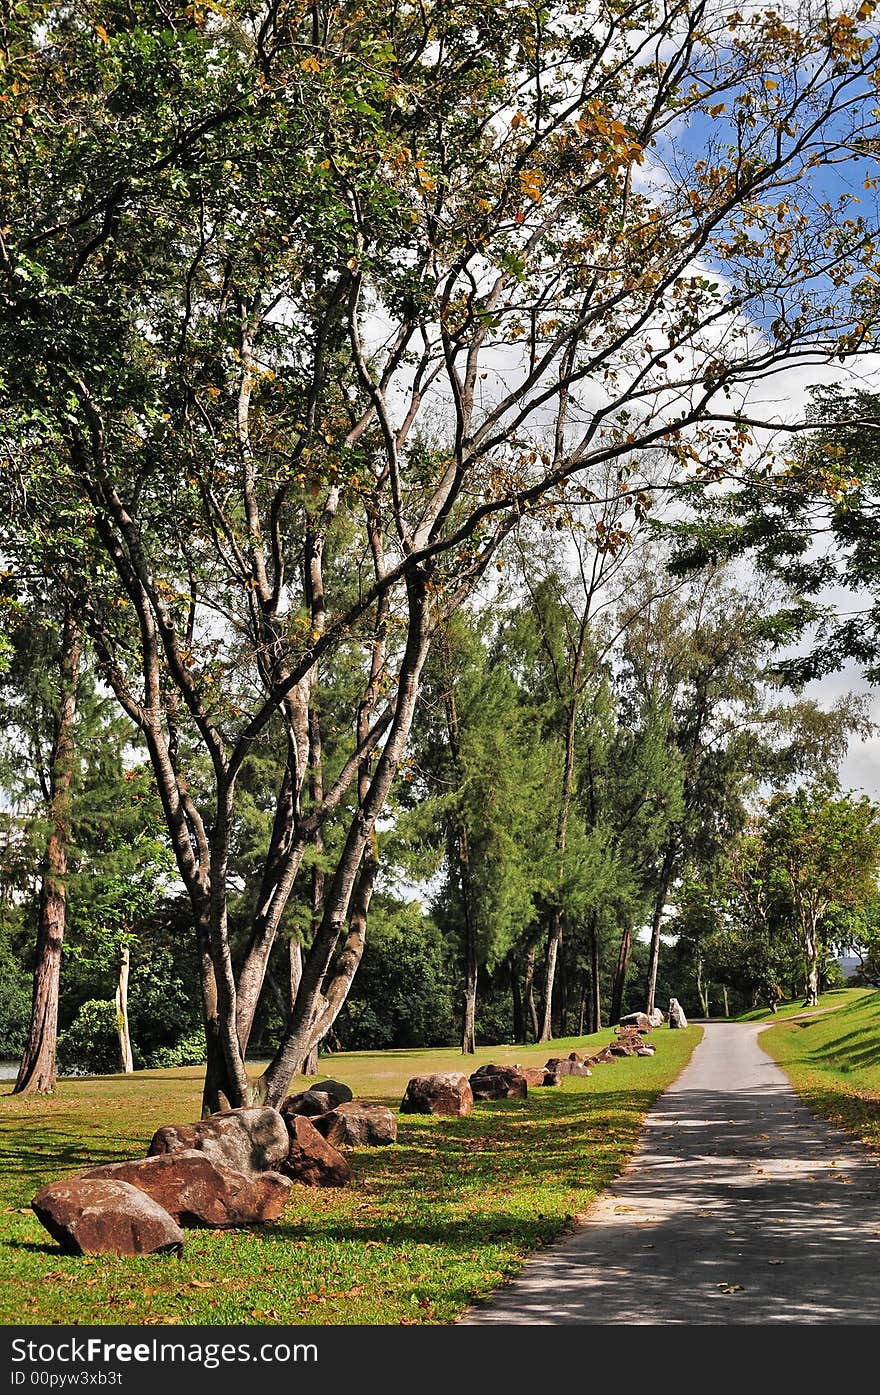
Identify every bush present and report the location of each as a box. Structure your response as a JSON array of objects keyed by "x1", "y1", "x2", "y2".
[
  {"x1": 57, "y1": 998, "x2": 120, "y2": 1076},
  {"x1": 147, "y1": 1029, "x2": 206, "y2": 1069}
]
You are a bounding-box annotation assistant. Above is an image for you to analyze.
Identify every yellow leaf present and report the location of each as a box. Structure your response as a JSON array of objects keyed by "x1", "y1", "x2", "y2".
[{"x1": 94, "y1": 23, "x2": 109, "y2": 42}]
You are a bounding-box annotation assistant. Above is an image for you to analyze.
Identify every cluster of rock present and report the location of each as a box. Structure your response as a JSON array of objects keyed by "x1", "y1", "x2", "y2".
[
  {"x1": 31, "y1": 1078, "x2": 396, "y2": 1257},
  {"x1": 32, "y1": 1006, "x2": 679, "y2": 1257}
]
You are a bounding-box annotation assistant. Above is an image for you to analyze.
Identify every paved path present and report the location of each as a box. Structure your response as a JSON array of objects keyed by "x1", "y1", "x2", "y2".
[{"x1": 460, "y1": 1022, "x2": 880, "y2": 1324}]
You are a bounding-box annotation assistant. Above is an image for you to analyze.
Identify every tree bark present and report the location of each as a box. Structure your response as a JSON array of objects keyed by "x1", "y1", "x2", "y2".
[
  {"x1": 589, "y1": 910, "x2": 602, "y2": 1033},
  {"x1": 14, "y1": 615, "x2": 81, "y2": 1096},
  {"x1": 645, "y1": 843, "x2": 675, "y2": 1016},
  {"x1": 803, "y1": 921, "x2": 820, "y2": 1007},
  {"x1": 524, "y1": 947, "x2": 539, "y2": 1040},
  {"x1": 609, "y1": 922, "x2": 631, "y2": 1025},
  {"x1": 115, "y1": 943, "x2": 133, "y2": 1073},
  {"x1": 695, "y1": 955, "x2": 709, "y2": 1017},
  {"x1": 511, "y1": 954, "x2": 524, "y2": 1043}
]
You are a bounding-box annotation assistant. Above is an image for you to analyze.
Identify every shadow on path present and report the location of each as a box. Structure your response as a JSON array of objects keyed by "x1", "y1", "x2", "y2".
[{"x1": 460, "y1": 1022, "x2": 880, "y2": 1325}]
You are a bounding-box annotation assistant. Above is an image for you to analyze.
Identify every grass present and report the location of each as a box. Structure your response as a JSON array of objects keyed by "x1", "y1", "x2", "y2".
[
  {"x1": 0, "y1": 1026, "x2": 702, "y2": 1326},
  {"x1": 760, "y1": 987, "x2": 880, "y2": 1152},
  {"x1": 732, "y1": 986, "x2": 872, "y2": 1023}
]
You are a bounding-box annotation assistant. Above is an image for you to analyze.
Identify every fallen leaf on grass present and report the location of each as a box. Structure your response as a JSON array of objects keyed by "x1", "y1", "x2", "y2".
[
  {"x1": 716, "y1": 1283, "x2": 744, "y2": 1294},
  {"x1": 188, "y1": 1281, "x2": 212, "y2": 1289}
]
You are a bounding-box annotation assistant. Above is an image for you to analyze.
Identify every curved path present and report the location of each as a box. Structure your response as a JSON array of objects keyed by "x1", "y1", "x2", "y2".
[{"x1": 460, "y1": 1021, "x2": 880, "y2": 1324}]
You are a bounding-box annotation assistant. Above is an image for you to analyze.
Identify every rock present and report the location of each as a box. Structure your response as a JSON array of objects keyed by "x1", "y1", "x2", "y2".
[
  {"x1": 668, "y1": 998, "x2": 688, "y2": 1029},
  {"x1": 148, "y1": 1106, "x2": 289, "y2": 1177},
  {"x1": 568, "y1": 1051, "x2": 585, "y2": 1062},
  {"x1": 280, "y1": 1090, "x2": 334, "y2": 1120},
  {"x1": 545, "y1": 1057, "x2": 592, "y2": 1077},
  {"x1": 311, "y1": 1079, "x2": 353, "y2": 1107},
  {"x1": 637, "y1": 1046, "x2": 656, "y2": 1057},
  {"x1": 469, "y1": 1065, "x2": 528, "y2": 1100},
  {"x1": 31, "y1": 1177, "x2": 185, "y2": 1257},
  {"x1": 400, "y1": 1072, "x2": 473, "y2": 1116},
  {"x1": 649, "y1": 1009, "x2": 665, "y2": 1027},
  {"x1": 592, "y1": 1048, "x2": 617, "y2": 1063},
  {"x1": 516, "y1": 1065, "x2": 561, "y2": 1086},
  {"x1": 619, "y1": 1012, "x2": 652, "y2": 1032},
  {"x1": 609, "y1": 1041, "x2": 636, "y2": 1057},
  {"x1": 282, "y1": 1116, "x2": 352, "y2": 1187},
  {"x1": 80, "y1": 1151, "x2": 291, "y2": 1228},
  {"x1": 313, "y1": 1102, "x2": 397, "y2": 1147}
]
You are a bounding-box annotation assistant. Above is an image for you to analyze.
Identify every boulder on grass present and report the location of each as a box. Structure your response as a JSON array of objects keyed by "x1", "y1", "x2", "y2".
[
  {"x1": 637, "y1": 1046, "x2": 656, "y2": 1057},
  {"x1": 312, "y1": 1079, "x2": 353, "y2": 1107},
  {"x1": 516, "y1": 1065, "x2": 561, "y2": 1087},
  {"x1": 609, "y1": 1041, "x2": 636, "y2": 1057},
  {"x1": 32, "y1": 1177, "x2": 184, "y2": 1257},
  {"x1": 468, "y1": 1065, "x2": 528, "y2": 1101},
  {"x1": 668, "y1": 998, "x2": 688, "y2": 1029},
  {"x1": 649, "y1": 1009, "x2": 665, "y2": 1028},
  {"x1": 283, "y1": 1116, "x2": 352, "y2": 1187},
  {"x1": 545, "y1": 1057, "x2": 592, "y2": 1077},
  {"x1": 619, "y1": 1012, "x2": 652, "y2": 1032},
  {"x1": 313, "y1": 1102, "x2": 397, "y2": 1147},
  {"x1": 280, "y1": 1090, "x2": 334, "y2": 1120},
  {"x1": 148, "y1": 1106, "x2": 289, "y2": 1177},
  {"x1": 81, "y1": 1151, "x2": 291, "y2": 1228},
  {"x1": 400, "y1": 1072, "x2": 473, "y2": 1116}
]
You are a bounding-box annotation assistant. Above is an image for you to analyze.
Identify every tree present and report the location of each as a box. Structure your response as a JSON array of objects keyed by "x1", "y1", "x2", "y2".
[
  {"x1": 762, "y1": 785, "x2": 880, "y2": 1005},
  {"x1": 403, "y1": 610, "x2": 549, "y2": 1051},
  {"x1": 4, "y1": 0, "x2": 880, "y2": 1110},
  {"x1": 0, "y1": 603, "x2": 82, "y2": 1094},
  {"x1": 666, "y1": 386, "x2": 880, "y2": 685}
]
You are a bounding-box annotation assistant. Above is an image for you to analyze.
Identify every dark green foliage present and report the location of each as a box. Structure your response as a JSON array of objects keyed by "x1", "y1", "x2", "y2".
[{"x1": 334, "y1": 901, "x2": 456, "y2": 1050}]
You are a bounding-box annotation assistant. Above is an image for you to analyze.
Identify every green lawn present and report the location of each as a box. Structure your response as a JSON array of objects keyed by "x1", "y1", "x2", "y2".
[
  {"x1": 760, "y1": 988, "x2": 880, "y2": 1152},
  {"x1": 0, "y1": 1026, "x2": 702, "y2": 1326},
  {"x1": 733, "y1": 986, "x2": 872, "y2": 1023}
]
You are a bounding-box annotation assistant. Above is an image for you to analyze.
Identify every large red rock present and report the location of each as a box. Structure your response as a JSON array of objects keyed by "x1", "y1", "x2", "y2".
[
  {"x1": 468, "y1": 1065, "x2": 528, "y2": 1100},
  {"x1": 312, "y1": 1079, "x2": 353, "y2": 1107},
  {"x1": 280, "y1": 1090, "x2": 334, "y2": 1120},
  {"x1": 545, "y1": 1057, "x2": 592, "y2": 1077},
  {"x1": 80, "y1": 1151, "x2": 291, "y2": 1227},
  {"x1": 312, "y1": 1102, "x2": 397, "y2": 1146},
  {"x1": 619, "y1": 1012, "x2": 653, "y2": 1032},
  {"x1": 517, "y1": 1065, "x2": 560, "y2": 1087},
  {"x1": 147, "y1": 1106, "x2": 288, "y2": 1177},
  {"x1": 32, "y1": 1177, "x2": 185, "y2": 1256},
  {"x1": 283, "y1": 1116, "x2": 352, "y2": 1187},
  {"x1": 400, "y1": 1072, "x2": 473, "y2": 1116}
]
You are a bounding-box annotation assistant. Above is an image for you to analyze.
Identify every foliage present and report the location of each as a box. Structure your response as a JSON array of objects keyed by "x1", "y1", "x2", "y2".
[
  {"x1": 148, "y1": 1030, "x2": 207, "y2": 1070},
  {"x1": 666, "y1": 387, "x2": 880, "y2": 684},
  {"x1": 4, "y1": 0, "x2": 880, "y2": 1106},
  {"x1": 333, "y1": 900, "x2": 456, "y2": 1050},
  {"x1": 56, "y1": 998, "x2": 120, "y2": 1076}
]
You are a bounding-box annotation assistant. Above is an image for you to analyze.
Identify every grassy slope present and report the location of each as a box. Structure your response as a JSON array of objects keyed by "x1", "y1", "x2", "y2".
[
  {"x1": 760, "y1": 988, "x2": 880, "y2": 1152},
  {"x1": 0, "y1": 1026, "x2": 701, "y2": 1326},
  {"x1": 733, "y1": 986, "x2": 872, "y2": 1023}
]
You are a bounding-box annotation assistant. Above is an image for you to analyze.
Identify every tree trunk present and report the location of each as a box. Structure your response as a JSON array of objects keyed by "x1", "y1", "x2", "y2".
[
  {"x1": 645, "y1": 844, "x2": 675, "y2": 1016},
  {"x1": 524, "y1": 947, "x2": 539, "y2": 1040},
  {"x1": 14, "y1": 615, "x2": 81, "y2": 1096},
  {"x1": 577, "y1": 980, "x2": 586, "y2": 1037},
  {"x1": 722, "y1": 984, "x2": 730, "y2": 1019},
  {"x1": 803, "y1": 922, "x2": 820, "y2": 1007},
  {"x1": 115, "y1": 944, "x2": 133, "y2": 1074},
  {"x1": 588, "y1": 909, "x2": 601, "y2": 1033},
  {"x1": 539, "y1": 910, "x2": 562, "y2": 1042},
  {"x1": 609, "y1": 923, "x2": 631, "y2": 1025},
  {"x1": 511, "y1": 954, "x2": 524, "y2": 1043},
  {"x1": 462, "y1": 938, "x2": 477, "y2": 1054},
  {"x1": 695, "y1": 955, "x2": 709, "y2": 1017}
]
